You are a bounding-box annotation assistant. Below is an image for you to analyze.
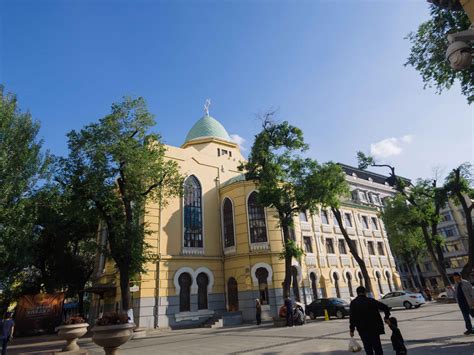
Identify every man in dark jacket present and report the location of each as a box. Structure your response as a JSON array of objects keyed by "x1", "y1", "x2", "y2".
[
  {"x1": 449, "y1": 271, "x2": 474, "y2": 334},
  {"x1": 350, "y1": 286, "x2": 391, "y2": 355}
]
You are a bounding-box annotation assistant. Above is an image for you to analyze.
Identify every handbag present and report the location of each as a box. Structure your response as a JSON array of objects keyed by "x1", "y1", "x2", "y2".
[{"x1": 348, "y1": 337, "x2": 362, "y2": 352}]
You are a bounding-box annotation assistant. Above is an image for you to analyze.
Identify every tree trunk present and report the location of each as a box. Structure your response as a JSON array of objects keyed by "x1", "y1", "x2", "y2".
[
  {"x1": 455, "y1": 191, "x2": 474, "y2": 280},
  {"x1": 282, "y1": 224, "x2": 292, "y2": 299},
  {"x1": 332, "y1": 208, "x2": 373, "y2": 295},
  {"x1": 119, "y1": 266, "x2": 131, "y2": 312},
  {"x1": 421, "y1": 226, "x2": 450, "y2": 287}
]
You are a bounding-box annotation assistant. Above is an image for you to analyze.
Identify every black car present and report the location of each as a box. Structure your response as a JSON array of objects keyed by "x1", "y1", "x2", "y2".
[{"x1": 305, "y1": 298, "x2": 350, "y2": 319}]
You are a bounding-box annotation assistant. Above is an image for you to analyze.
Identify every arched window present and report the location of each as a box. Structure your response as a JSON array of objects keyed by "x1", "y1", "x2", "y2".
[
  {"x1": 183, "y1": 176, "x2": 203, "y2": 248},
  {"x1": 334, "y1": 272, "x2": 341, "y2": 298},
  {"x1": 386, "y1": 271, "x2": 393, "y2": 292},
  {"x1": 291, "y1": 266, "x2": 300, "y2": 302},
  {"x1": 222, "y1": 198, "x2": 235, "y2": 248},
  {"x1": 376, "y1": 272, "x2": 383, "y2": 295},
  {"x1": 178, "y1": 273, "x2": 192, "y2": 312},
  {"x1": 248, "y1": 192, "x2": 268, "y2": 243},
  {"x1": 310, "y1": 272, "x2": 318, "y2": 300},
  {"x1": 347, "y1": 272, "x2": 354, "y2": 297},
  {"x1": 256, "y1": 267, "x2": 269, "y2": 304},
  {"x1": 197, "y1": 272, "x2": 209, "y2": 310},
  {"x1": 227, "y1": 277, "x2": 239, "y2": 312}
]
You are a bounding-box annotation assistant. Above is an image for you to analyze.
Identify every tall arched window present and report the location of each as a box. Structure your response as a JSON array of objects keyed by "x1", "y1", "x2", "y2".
[
  {"x1": 227, "y1": 277, "x2": 239, "y2": 312},
  {"x1": 248, "y1": 192, "x2": 268, "y2": 243},
  {"x1": 347, "y1": 272, "x2": 354, "y2": 297},
  {"x1": 179, "y1": 273, "x2": 192, "y2": 312},
  {"x1": 376, "y1": 272, "x2": 383, "y2": 295},
  {"x1": 310, "y1": 272, "x2": 318, "y2": 300},
  {"x1": 183, "y1": 176, "x2": 203, "y2": 248},
  {"x1": 222, "y1": 198, "x2": 235, "y2": 248},
  {"x1": 197, "y1": 272, "x2": 209, "y2": 310},
  {"x1": 256, "y1": 267, "x2": 269, "y2": 304},
  {"x1": 386, "y1": 271, "x2": 393, "y2": 292},
  {"x1": 334, "y1": 272, "x2": 341, "y2": 298}
]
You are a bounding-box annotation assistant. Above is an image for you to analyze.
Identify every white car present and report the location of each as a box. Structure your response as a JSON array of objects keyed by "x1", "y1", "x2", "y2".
[{"x1": 380, "y1": 291, "x2": 425, "y2": 309}]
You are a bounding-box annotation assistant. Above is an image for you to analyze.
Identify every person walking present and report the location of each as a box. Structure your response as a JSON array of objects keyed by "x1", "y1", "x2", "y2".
[
  {"x1": 387, "y1": 317, "x2": 407, "y2": 355},
  {"x1": 284, "y1": 297, "x2": 294, "y2": 327},
  {"x1": 349, "y1": 286, "x2": 391, "y2": 355},
  {"x1": 255, "y1": 299, "x2": 262, "y2": 325},
  {"x1": 449, "y1": 272, "x2": 474, "y2": 335},
  {"x1": 1, "y1": 312, "x2": 15, "y2": 355}
]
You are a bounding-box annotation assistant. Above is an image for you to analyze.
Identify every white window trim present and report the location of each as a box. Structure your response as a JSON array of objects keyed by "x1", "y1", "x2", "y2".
[
  {"x1": 221, "y1": 197, "x2": 236, "y2": 252},
  {"x1": 251, "y1": 262, "x2": 273, "y2": 286},
  {"x1": 182, "y1": 175, "x2": 205, "y2": 253},
  {"x1": 246, "y1": 190, "x2": 269, "y2": 247}
]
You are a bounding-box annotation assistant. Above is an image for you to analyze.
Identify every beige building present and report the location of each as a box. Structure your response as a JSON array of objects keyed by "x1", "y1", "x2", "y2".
[
  {"x1": 398, "y1": 195, "x2": 473, "y2": 290},
  {"x1": 89, "y1": 113, "x2": 401, "y2": 328}
]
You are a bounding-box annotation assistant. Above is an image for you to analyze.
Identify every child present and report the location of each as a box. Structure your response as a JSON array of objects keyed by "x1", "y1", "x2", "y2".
[{"x1": 388, "y1": 317, "x2": 407, "y2": 355}]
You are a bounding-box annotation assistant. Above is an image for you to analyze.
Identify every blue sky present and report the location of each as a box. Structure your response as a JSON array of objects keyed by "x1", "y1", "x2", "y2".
[{"x1": 1, "y1": 0, "x2": 472, "y2": 180}]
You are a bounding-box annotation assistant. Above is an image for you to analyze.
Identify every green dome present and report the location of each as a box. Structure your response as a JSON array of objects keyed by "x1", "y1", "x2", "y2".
[{"x1": 185, "y1": 115, "x2": 231, "y2": 143}]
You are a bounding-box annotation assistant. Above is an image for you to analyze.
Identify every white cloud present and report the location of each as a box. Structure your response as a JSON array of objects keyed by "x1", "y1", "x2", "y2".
[
  {"x1": 229, "y1": 134, "x2": 247, "y2": 151},
  {"x1": 370, "y1": 134, "x2": 414, "y2": 158}
]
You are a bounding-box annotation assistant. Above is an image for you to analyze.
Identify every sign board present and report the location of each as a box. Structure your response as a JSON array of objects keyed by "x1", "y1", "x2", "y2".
[
  {"x1": 130, "y1": 285, "x2": 139, "y2": 292},
  {"x1": 15, "y1": 293, "x2": 64, "y2": 336}
]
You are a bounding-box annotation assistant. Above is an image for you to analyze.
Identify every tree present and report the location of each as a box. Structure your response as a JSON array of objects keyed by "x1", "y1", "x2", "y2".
[
  {"x1": 32, "y1": 181, "x2": 99, "y2": 315},
  {"x1": 357, "y1": 152, "x2": 451, "y2": 287},
  {"x1": 382, "y1": 195, "x2": 427, "y2": 289},
  {"x1": 405, "y1": 5, "x2": 472, "y2": 104},
  {"x1": 0, "y1": 86, "x2": 49, "y2": 311},
  {"x1": 445, "y1": 163, "x2": 474, "y2": 278},
  {"x1": 309, "y1": 162, "x2": 375, "y2": 294},
  {"x1": 242, "y1": 114, "x2": 374, "y2": 298},
  {"x1": 60, "y1": 97, "x2": 183, "y2": 312},
  {"x1": 241, "y1": 114, "x2": 320, "y2": 299}
]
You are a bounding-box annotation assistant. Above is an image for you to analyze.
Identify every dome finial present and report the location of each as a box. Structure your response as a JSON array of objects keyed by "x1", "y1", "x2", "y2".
[{"x1": 204, "y1": 98, "x2": 211, "y2": 116}]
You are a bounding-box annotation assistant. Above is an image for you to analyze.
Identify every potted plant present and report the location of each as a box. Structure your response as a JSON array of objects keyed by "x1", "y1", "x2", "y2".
[
  {"x1": 91, "y1": 312, "x2": 135, "y2": 355},
  {"x1": 55, "y1": 316, "x2": 89, "y2": 352}
]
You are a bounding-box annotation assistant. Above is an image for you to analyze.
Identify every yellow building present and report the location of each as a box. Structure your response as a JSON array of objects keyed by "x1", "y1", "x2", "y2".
[{"x1": 90, "y1": 113, "x2": 401, "y2": 328}]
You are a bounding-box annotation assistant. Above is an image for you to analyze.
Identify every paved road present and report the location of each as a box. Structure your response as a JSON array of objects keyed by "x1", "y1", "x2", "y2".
[{"x1": 9, "y1": 302, "x2": 474, "y2": 354}]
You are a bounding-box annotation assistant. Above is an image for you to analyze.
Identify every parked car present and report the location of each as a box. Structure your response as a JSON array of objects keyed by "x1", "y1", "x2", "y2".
[
  {"x1": 305, "y1": 298, "x2": 350, "y2": 319},
  {"x1": 379, "y1": 291, "x2": 425, "y2": 309}
]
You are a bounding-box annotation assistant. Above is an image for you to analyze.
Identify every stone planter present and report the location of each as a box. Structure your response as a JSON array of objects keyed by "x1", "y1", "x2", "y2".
[
  {"x1": 92, "y1": 323, "x2": 135, "y2": 355},
  {"x1": 55, "y1": 323, "x2": 89, "y2": 352}
]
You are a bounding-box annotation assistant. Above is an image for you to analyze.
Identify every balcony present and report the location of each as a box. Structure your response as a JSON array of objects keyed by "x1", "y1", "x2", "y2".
[
  {"x1": 370, "y1": 256, "x2": 380, "y2": 267},
  {"x1": 373, "y1": 231, "x2": 382, "y2": 238},
  {"x1": 223, "y1": 246, "x2": 236, "y2": 255},
  {"x1": 182, "y1": 247, "x2": 204, "y2": 256},
  {"x1": 322, "y1": 225, "x2": 333, "y2": 233},
  {"x1": 300, "y1": 221, "x2": 312, "y2": 232},
  {"x1": 328, "y1": 255, "x2": 339, "y2": 266},
  {"x1": 363, "y1": 230, "x2": 372, "y2": 237},
  {"x1": 305, "y1": 254, "x2": 317, "y2": 266},
  {"x1": 380, "y1": 256, "x2": 389, "y2": 267},
  {"x1": 250, "y1": 242, "x2": 269, "y2": 252},
  {"x1": 340, "y1": 255, "x2": 351, "y2": 266},
  {"x1": 346, "y1": 227, "x2": 356, "y2": 236}
]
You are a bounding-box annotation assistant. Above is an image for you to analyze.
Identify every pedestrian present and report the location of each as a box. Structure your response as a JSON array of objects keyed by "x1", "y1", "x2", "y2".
[
  {"x1": 349, "y1": 286, "x2": 391, "y2": 355},
  {"x1": 255, "y1": 299, "x2": 262, "y2": 325},
  {"x1": 386, "y1": 317, "x2": 407, "y2": 355},
  {"x1": 1, "y1": 312, "x2": 15, "y2": 355},
  {"x1": 424, "y1": 288, "x2": 432, "y2": 302},
  {"x1": 449, "y1": 271, "x2": 474, "y2": 335},
  {"x1": 284, "y1": 297, "x2": 294, "y2": 327}
]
